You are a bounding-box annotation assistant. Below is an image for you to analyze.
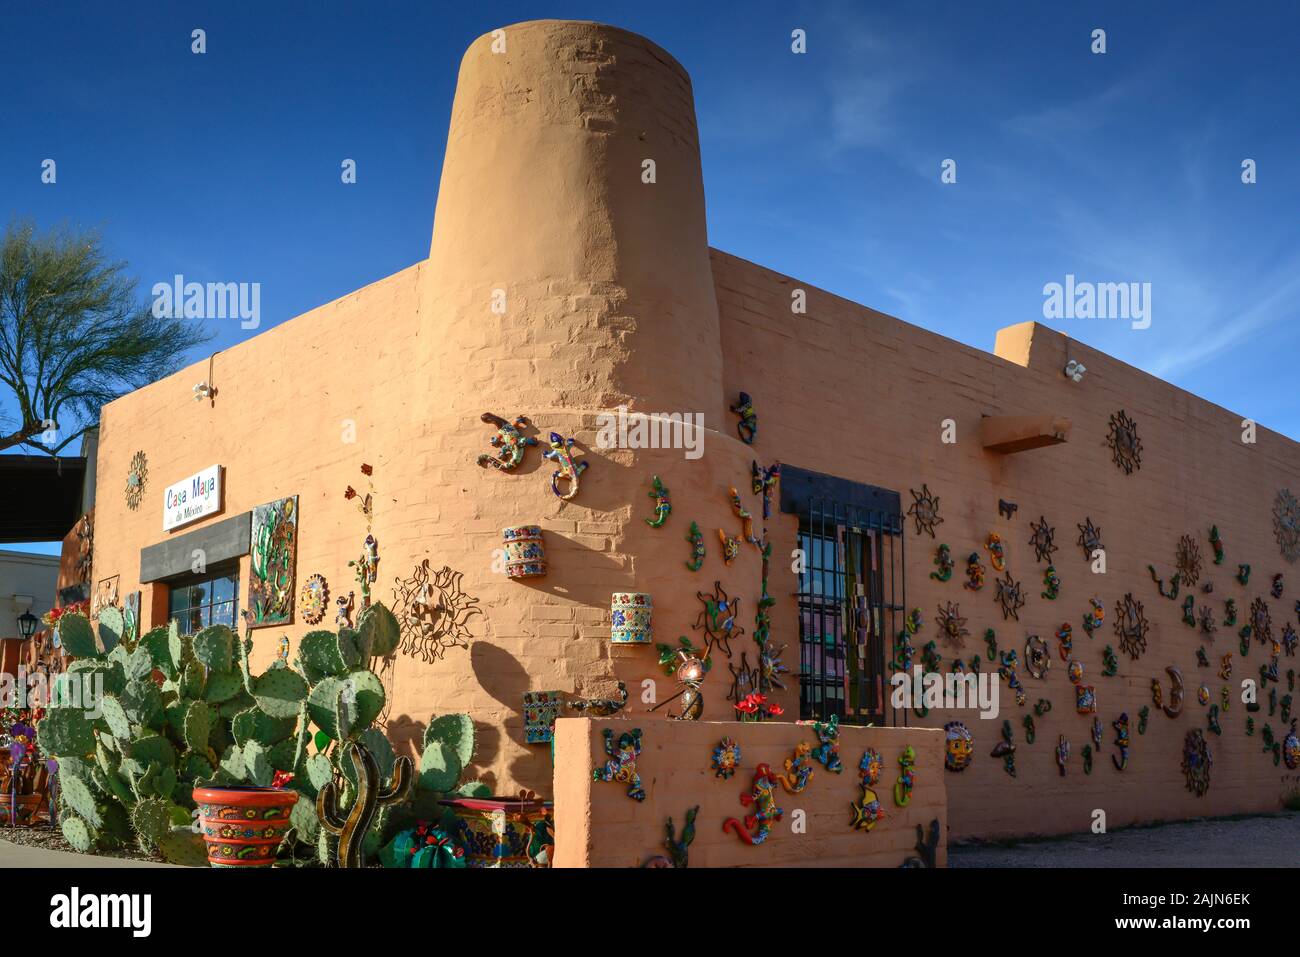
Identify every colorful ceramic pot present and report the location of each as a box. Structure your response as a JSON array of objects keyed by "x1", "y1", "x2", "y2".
[
  {"x1": 610, "y1": 592, "x2": 653, "y2": 644},
  {"x1": 503, "y1": 525, "x2": 547, "y2": 579},
  {"x1": 439, "y1": 796, "x2": 552, "y2": 868},
  {"x1": 0, "y1": 793, "x2": 46, "y2": 825},
  {"x1": 193, "y1": 785, "x2": 298, "y2": 868}
]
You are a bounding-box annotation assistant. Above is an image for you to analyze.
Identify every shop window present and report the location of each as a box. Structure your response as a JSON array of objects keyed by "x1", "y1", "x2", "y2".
[
  {"x1": 790, "y1": 477, "x2": 905, "y2": 726},
  {"x1": 167, "y1": 563, "x2": 240, "y2": 635}
]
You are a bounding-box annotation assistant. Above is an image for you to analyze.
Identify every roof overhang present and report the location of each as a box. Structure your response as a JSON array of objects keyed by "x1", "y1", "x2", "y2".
[{"x1": 0, "y1": 455, "x2": 87, "y2": 543}]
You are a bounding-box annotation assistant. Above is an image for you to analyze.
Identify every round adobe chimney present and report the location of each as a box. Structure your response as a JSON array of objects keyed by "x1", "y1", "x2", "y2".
[{"x1": 422, "y1": 19, "x2": 723, "y2": 419}]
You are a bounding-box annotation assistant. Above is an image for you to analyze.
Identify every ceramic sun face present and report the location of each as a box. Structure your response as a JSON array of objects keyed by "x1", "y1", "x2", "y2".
[{"x1": 943, "y1": 721, "x2": 974, "y2": 772}]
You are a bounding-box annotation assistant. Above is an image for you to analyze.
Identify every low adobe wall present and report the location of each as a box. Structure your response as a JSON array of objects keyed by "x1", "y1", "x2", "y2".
[{"x1": 553, "y1": 717, "x2": 947, "y2": 867}]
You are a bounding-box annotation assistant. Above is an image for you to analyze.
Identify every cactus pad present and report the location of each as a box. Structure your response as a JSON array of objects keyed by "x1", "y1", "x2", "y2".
[
  {"x1": 192, "y1": 625, "x2": 235, "y2": 673},
  {"x1": 417, "y1": 739, "x2": 462, "y2": 793},
  {"x1": 183, "y1": 701, "x2": 212, "y2": 754},
  {"x1": 253, "y1": 667, "x2": 309, "y2": 719},
  {"x1": 59, "y1": 613, "x2": 101, "y2": 659},
  {"x1": 99, "y1": 696, "x2": 133, "y2": 741},
  {"x1": 307, "y1": 671, "x2": 384, "y2": 740},
  {"x1": 357, "y1": 603, "x2": 401, "y2": 659},
  {"x1": 35, "y1": 707, "x2": 96, "y2": 757},
  {"x1": 297, "y1": 630, "x2": 354, "y2": 681},
  {"x1": 60, "y1": 774, "x2": 104, "y2": 827},
  {"x1": 97, "y1": 606, "x2": 124, "y2": 652},
  {"x1": 131, "y1": 798, "x2": 174, "y2": 849},
  {"x1": 127, "y1": 734, "x2": 177, "y2": 768},
  {"x1": 202, "y1": 670, "x2": 244, "y2": 703},
  {"x1": 61, "y1": 815, "x2": 96, "y2": 853},
  {"x1": 157, "y1": 828, "x2": 210, "y2": 867},
  {"x1": 424, "y1": 713, "x2": 476, "y2": 768}
]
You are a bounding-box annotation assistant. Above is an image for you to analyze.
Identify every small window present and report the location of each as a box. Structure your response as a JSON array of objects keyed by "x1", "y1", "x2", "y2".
[{"x1": 168, "y1": 563, "x2": 240, "y2": 635}]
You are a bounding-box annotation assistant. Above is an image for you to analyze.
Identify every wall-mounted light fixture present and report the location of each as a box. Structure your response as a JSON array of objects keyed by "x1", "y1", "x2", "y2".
[
  {"x1": 192, "y1": 381, "x2": 216, "y2": 402},
  {"x1": 17, "y1": 610, "x2": 39, "y2": 639},
  {"x1": 1063, "y1": 359, "x2": 1086, "y2": 383}
]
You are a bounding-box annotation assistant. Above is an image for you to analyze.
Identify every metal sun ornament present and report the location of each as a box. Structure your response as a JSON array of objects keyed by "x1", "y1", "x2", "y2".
[
  {"x1": 392, "y1": 560, "x2": 484, "y2": 663},
  {"x1": 298, "y1": 573, "x2": 330, "y2": 625},
  {"x1": 935, "y1": 601, "x2": 969, "y2": 649},
  {"x1": 1106, "y1": 409, "x2": 1143, "y2": 474},
  {"x1": 1175, "y1": 534, "x2": 1203, "y2": 589},
  {"x1": 1114, "y1": 593, "x2": 1149, "y2": 660},
  {"x1": 1181, "y1": 729, "x2": 1212, "y2": 796},
  {"x1": 994, "y1": 570, "x2": 1026, "y2": 621},
  {"x1": 124, "y1": 451, "x2": 148, "y2": 510},
  {"x1": 1274, "y1": 488, "x2": 1300, "y2": 563},
  {"x1": 1029, "y1": 515, "x2": 1057, "y2": 564},
  {"x1": 907, "y1": 484, "x2": 943, "y2": 538},
  {"x1": 1077, "y1": 517, "x2": 1104, "y2": 561}
]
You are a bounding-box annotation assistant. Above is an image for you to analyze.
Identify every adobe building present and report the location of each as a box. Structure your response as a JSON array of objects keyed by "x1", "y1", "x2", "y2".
[{"x1": 74, "y1": 20, "x2": 1299, "y2": 865}]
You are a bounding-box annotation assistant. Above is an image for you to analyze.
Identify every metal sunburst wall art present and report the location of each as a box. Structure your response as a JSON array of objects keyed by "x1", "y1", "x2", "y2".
[
  {"x1": 1175, "y1": 534, "x2": 1203, "y2": 589},
  {"x1": 935, "y1": 601, "x2": 969, "y2": 649},
  {"x1": 1249, "y1": 597, "x2": 1273, "y2": 649},
  {"x1": 1077, "y1": 517, "x2": 1103, "y2": 561},
  {"x1": 125, "y1": 450, "x2": 148, "y2": 510},
  {"x1": 298, "y1": 573, "x2": 330, "y2": 625},
  {"x1": 1029, "y1": 515, "x2": 1057, "y2": 564},
  {"x1": 994, "y1": 570, "x2": 1026, "y2": 621},
  {"x1": 1274, "y1": 488, "x2": 1300, "y2": 563},
  {"x1": 393, "y1": 559, "x2": 484, "y2": 663},
  {"x1": 907, "y1": 483, "x2": 943, "y2": 538},
  {"x1": 1114, "y1": 593, "x2": 1149, "y2": 660},
  {"x1": 1106, "y1": 409, "x2": 1143, "y2": 474}
]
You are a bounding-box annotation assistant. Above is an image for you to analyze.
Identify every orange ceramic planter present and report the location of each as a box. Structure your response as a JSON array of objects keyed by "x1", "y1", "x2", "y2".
[
  {"x1": 193, "y1": 785, "x2": 298, "y2": 868},
  {"x1": 0, "y1": 793, "x2": 47, "y2": 826}
]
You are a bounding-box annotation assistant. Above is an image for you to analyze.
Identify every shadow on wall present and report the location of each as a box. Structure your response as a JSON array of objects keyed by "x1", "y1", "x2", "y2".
[{"x1": 383, "y1": 711, "x2": 499, "y2": 795}]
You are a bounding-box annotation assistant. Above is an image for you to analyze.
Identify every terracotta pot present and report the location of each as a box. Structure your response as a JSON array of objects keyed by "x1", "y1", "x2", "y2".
[
  {"x1": 503, "y1": 526, "x2": 547, "y2": 579},
  {"x1": 610, "y1": 592, "x2": 652, "y2": 643},
  {"x1": 439, "y1": 796, "x2": 552, "y2": 868},
  {"x1": 192, "y1": 785, "x2": 298, "y2": 868}
]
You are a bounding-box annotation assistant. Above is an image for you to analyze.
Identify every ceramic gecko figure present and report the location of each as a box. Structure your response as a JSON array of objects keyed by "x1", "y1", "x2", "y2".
[
  {"x1": 723, "y1": 764, "x2": 782, "y2": 845},
  {"x1": 542, "y1": 432, "x2": 588, "y2": 500},
  {"x1": 475, "y1": 412, "x2": 537, "y2": 471},
  {"x1": 593, "y1": 728, "x2": 645, "y2": 802}
]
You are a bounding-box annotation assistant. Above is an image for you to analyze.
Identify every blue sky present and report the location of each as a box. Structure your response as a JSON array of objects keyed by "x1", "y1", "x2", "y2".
[{"x1": 4, "y1": 1, "x2": 1298, "y2": 555}]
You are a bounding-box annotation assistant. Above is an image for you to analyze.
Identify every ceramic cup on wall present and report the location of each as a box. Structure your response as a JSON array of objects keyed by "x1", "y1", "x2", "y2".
[
  {"x1": 610, "y1": 592, "x2": 653, "y2": 644},
  {"x1": 503, "y1": 526, "x2": 547, "y2": 579}
]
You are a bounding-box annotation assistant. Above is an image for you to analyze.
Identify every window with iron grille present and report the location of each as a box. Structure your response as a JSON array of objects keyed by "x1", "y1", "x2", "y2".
[{"x1": 781, "y1": 466, "x2": 905, "y2": 726}]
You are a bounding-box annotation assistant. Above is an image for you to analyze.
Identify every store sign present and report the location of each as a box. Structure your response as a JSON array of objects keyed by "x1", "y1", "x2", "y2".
[{"x1": 163, "y1": 465, "x2": 223, "y2": 532}]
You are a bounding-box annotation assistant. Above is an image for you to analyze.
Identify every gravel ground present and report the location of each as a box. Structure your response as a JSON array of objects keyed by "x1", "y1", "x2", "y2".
[
  {"x1": 0, "y1": 824, "x2": 159, "y2": 863},
  {"x1": 950, "y1": 812, "x2": 1300, "y2": 867}
]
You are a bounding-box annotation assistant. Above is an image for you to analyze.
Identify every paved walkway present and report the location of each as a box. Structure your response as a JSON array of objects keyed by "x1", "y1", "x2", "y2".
[
  {"x1": 950, "y1": 813, "x2": 1300, "y2": 867},
  {"x1": 0, "y1": 837, "x2": 175, "y2": 868}
]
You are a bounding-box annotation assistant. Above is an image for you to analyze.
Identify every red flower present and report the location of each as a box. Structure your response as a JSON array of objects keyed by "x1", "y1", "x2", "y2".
[
  {"x1": 768, "y1": 705, "x2": 785, "y2": 716},
  {"x1": 360, "y1": 464, "x2": 373, "y2": 476},
  {"x1": 344, "y1": 486, "x2": 357, "y2": 500},
  {"x1": 271, "y1": 771, "x2": 294, "y2": 788},
  {"x1": 735, "y1": 698, "x2": 759, "y2": 715}
]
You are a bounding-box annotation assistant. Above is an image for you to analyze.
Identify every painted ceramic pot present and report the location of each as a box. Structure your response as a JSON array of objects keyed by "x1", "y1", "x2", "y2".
[
  {"x1": 439, "y1": 797, "x2": 552, "y2": 868},
  {"x1": 610, "y1": 592, "x2": 653, "y2": 644},
  {"x1": 0, "y1": 793, "x2": 46, "y2": 826},
  {"x1": 193, "y1": 785, "x2": 298, "y2": 868},
  {"x1": 503, "y1": 526, "x2": 547, "y2": 579}
]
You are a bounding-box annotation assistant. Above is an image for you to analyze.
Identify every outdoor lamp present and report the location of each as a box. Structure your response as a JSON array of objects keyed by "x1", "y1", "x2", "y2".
[
  {"x1": 1063, "y1": 359, "x2": 1086, "y2": 383},
  {"x1": 17, "y1": 610, "x2": 39, "y2": 639}
]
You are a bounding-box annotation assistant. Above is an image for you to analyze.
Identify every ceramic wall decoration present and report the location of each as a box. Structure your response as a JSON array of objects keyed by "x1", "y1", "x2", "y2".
[
  {"x1": 727, "y1": 486, "x2": 761, "y2": 549},
  {"x1": 1219, "y1": 652, "x2": 1233, "y2": 680},
  {"x1": 125, "y1": 450, "x2": 148, "y2": 510},
  {"x1": 984, "y1": 627, "x2": 999, "y2": 660},
  {"x1": 851, "y1": 750, "x2": 886, "y2": 832},
  {"x1": 723, "y1": 764, "x2": 781, "y2": 845},
  {"x1": 1056, "y1": 623, "x2": 1073, "y2": 660},
  {"x1": 1272, "y1": 573, "x2": 1285, "y2": 599},
  {"x1": 1209, "y1": 525, "x2": 1225, "y2": 564},
  {"x1": 1224, "y1": 598, "x2": 1238, "y2": 627},
  {"x1": 298, "y1": 573, "x2": 330, "y2": 625},
  {"x1": 1274, "y1": 488, "x2": 1300, "y2": 562},
  {"x1": 1022, "y1": 713, "x2": 1036, "y2": 744},
  {"x1": 1112, "y1": 713, "x2": 1130, "y2": 770},
  {"x1": 1029, "y1": 516, "x2": 1057, "y2": 564},
  {"x1": 1082, "y1": 744, "x2": 1093, "y2": 774},
  {"x1": 1148, "y1": 564, "x2": 1180, "y2": 600},
  {"x1": 1077, "y1": 517, "x2": 1103, "y2": 561},
  {"x1": 907, "y1": 484, "x2": 943, "y2": 538},
  {"x1": 936, "y1": 601, "x2": 969, "y2": 649},
  {"x1": 943, "y1": 721, "x2": 974, "y2": 772},
  {"x1": 335, "y1": 590, "x2": 355, "y2": 628},
  {"x1": 650, "y1": 641, "x2": 709, "y2": 720},
  {"x1": 717, "y1": 529, "x2": 741, "y2": 566},
  {"x1": 476, "y1": 413, "x2": 537, "y2": 471},
  {"x1": 696, "y1": 582, "x2": 743, "y2": 658},
  {"x1": 730, "y1": 392, "x2": 757, "y2": 444},
  {"x1": 1114, "y1": 593, "x2": 1149, "y2": 660},
  {"x1": 985, "y1": 532, "x2": 1007, "y2": 571},
  {"x1": 1176, "y1": 534, "x2": 1203, "y2": 589},
  {"x1": 812, "y1": 714, "x2": 843, "y2": 773},
  {"x1": 1250, "y1": 598, "x2": 1273, "y2": 649},
  {"x1": 999, "y1": 499, "x2": 1018, "y2": 520},
  {"x1": 1056, "y1": 735, "x2": 1069, "y2": 775},
  {"x1": 1283, "y1": 623, "x2": 1298, "y2": 658},
  {"x1": 777, "y1": 741, "x2": 815, "y2": 794},
  {"x1": 894, "y1": 746, "x2": 916, "y2": 806},
  {"x1": 277, "y1": 635, "x2": 290, "y2": 663},
  {"x1": 1283, "y1": 720, "x2": 1299, "y2": 770},
  {"x1": 712, "y1": 738, "x2": 742, "y2": 779},
  {"x1": 394, "y1": 561, "x2": 483, "y2": 662},
  {"x1": 1163, "y1": 666, "x2": 1185, "y2": 718},
  {"x1": 610, "y1": 593, "x2": 653, "y2": 644},
  {"x1": 593, "y1": 728, "x2": 646, "y2": 801},
  {"x1": 1207, "y1": 704, "x2": 1222, "y2": 735},
  {"x1": 642, "y1": 807, "x2": 699, "y2": 869},
  {"x1": 1199, "y1": 605, "x2": 1217, "y2": 638},
  {"x1": 502, "y1": 525, "x2": 547, "y2": 579},
  {"x1": 1181, "y1": 729, "x2": 1212, "y2": 796},
  {"x1": 1042, "y1": 566, "x2": 1061, "y2": 600},
  {"x1": 991, "y1": 720, "x2": 1017, "y2": 777},
  {"x1": 994, "y1": 571, "x2": 1025, "y2": 621},
  {"x1": 998, "y1": 649, "x2": 1027, "y2": 707},
  {"x1": 964, "y1": 552, "x2": 986, "y2": 591},
  {"x1": 1082, "y1": 598, "x2": 1105, "y2": 638},
  {"x1": 685, "y1": 521, "x2": 705, "y2": 571},
  {"x1": 1237, "y1": 563, "x2": 1251, "y2": 586},
  {"x1": 248, "y1": 496, "x2": 299, "y2": 628},
  {"x1": 930, "y1": 544, "x2": 954, "y2": 582},
  {"x1": 542, "y1": 432, "x2": 588, "y2": 500},
  {"x1": 1181, "y1": 595, "x2": 1196, "y2": 627},
  {"x1": 643, "y1": 475, "x2": 671, "y2": 527},
  {"x1": 1067, "y1": 658, "x2": 1084, "y2": 684},
  {"x1": 1196, "y1": 683, "x2": 1210, "y2": 706},
  {"x1": 752, "y1": 460, "x2": 781, "y2": 518},
  {"x1": 1090, "y1": 717, "x2": 1103, "y2": 755},
  {"x1": 522, "y1": 691, "x2": 563, "y2": 744},
  {"x1": 1075, "y1": 682, "x2": 1096, "y2": 714},
  {"x1": 349, "y1": 534, "x2": 380, "y2": 612},
  {"x1": 1023, "y1": 636, "x2": 1051, "y2": 679},
  {"x1": 1138, "y1": 705, "x2": 1149, "y2": 734},
  {"x1": 1195, "y1": 646, "x2": 1209, "y2": 668},
  {"x1": 1106, "y1": 409, "x2": 1142, "y2": 474}
]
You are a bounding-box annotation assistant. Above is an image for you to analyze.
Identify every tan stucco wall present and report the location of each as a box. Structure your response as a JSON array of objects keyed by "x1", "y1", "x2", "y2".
[
  {"x1": 553, "y1": 717, "x2": 946, "y2": 867},
  {"x1": 85, "y1": 19, "x2": 1300, "y2": 852}
]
